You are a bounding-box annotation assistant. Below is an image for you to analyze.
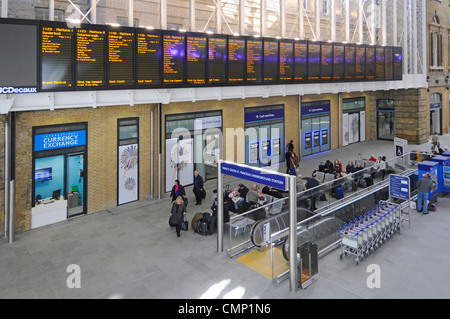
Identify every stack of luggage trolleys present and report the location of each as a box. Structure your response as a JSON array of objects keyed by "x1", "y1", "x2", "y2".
[{"x1": 339, "y1": 201, "x2": 402, "y2": 265}]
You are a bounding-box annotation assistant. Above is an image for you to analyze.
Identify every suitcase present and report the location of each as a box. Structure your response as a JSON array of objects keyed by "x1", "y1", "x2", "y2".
[
  {"x1": 365, "y1": 176, "x2": 373, "y2": 187},
  {"x1": 336, "y1": 187, "x2": 344, "y2": 199},
  {"x1": 351, "y1": 181, "x2": 358, "y2": 191}
]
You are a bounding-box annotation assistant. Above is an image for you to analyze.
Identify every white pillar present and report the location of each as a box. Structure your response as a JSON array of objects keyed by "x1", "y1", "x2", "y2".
[
  {"x1": 189, "y1": 0, "x2": 195, "y2": 32},
  {"x1": 315, "y1": 0, "x2": 320, "y2": 41},
  {"x1": 403, "y1": 0, "x2": 408, "y2": 75},
  {"x1": 128, "y1": 0, "x2": 134, "y2": 27},
  {"x1": 261, "y1": 0, "x2": 267, "y2": 37},
  {"x1": 1, "y1": 0, "x2": 7, "y2": 18},
  {"x1": 217, "y1": 0, "x2": 222, "y2": 34},
  {"x1": 90, "y1": 0, "x2": 97, "y2": 24},
  {"x1": 345, "y1": 0, "x2": 350, "y2": 42},
  {"x1": 161, "y1": 0, "x2": 167, "y2": 30},
  {"x1": 239, "y1": 0, "x2": 245, "y2": 35},
  {"x1": 49, "y1": 0, "x2": 54, "y2": 21},
  {"x1": 358, "y1": 0, "x2": 363, "y2": 43},
  {"x1": 381, "y1": 0, "x2": 386, "y2": 45},
  {"x1": 280, "y1": 0, "x2": 286, "y2": 38},
  {"x1": 393, "y1": 0, "x2": 397, "y2": 46},
  {"x1": 412, "y1": 0, "x2": 417, "y2": 75},
  {"x1": 299, "y1": 0, "x2": 304, "y2": 39},
  {"x1": 331, "y1": 0, "x2": 336, "y2": 42}
]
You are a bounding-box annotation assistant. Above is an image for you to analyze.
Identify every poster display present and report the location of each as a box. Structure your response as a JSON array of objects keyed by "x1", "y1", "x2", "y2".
[
  {"x1": 118, "y1": 144, "x2": 139, "y2": 205},
  {"x1": 165, "y1": 138, "x2": 194, "y2": 192}
]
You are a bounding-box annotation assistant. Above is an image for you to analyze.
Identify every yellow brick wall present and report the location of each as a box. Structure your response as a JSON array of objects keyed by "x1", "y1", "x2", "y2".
[{"x1": 14, "y1": 104, "x2": 152, "y2": 232}]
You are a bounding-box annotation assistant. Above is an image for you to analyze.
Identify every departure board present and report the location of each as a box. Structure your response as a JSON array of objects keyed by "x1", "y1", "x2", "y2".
[
  {"x1": 41, "y1": 24, "x2": 74, "y2": 91},
  {"x1": 108, "y1": 29, "x2": 135, "y2": 87},
  {"x1": 333, "y1": 44, "x2": 345, "y2": 81},
  {"x1": 163, "y1": 31, "x2": 185, "y2": 85},
  {"x1": 375, "y1": 47, "x2": 385, "y2": 81},
  {"x1": 308, "y1": 42, "x2": 320, "y2": 82},
  {"x1": 208, "y1": 35, "x2": 227, "y2": 84},
  {"x1": 355, "y1": 45, "x2": 365, "y2": 80},
  {"x1": 246, "y1": 38, "x2": 263, "y2": 84},
  {"x1": 384, "y1": 47, "x2": 393, "y2": 81},
  {"x1": 263, "y1": 39, "x2": 279, "y2": 83},
  {"x1": 365, "y1": 46, "x2": 376, "y2": 81},
  {"x1": 136, "y1": 30, "x2": 161, "y2": 87},
  {"x1": 393, "y1": 47, "x2": 403, "y2": 80},
  {"x1": 320, "y1": 43, "x2": 332, "y2": 81},
  {"x1": 186, "y1": 33, "x2": 207, "y2": 85},
  {"x1": 294, "y1": 41, "x2": 308, "y2": 82},
  {"x1": 76, "y1": 28, "x2": 106, "y2": 88},
  {"x1": 279, "y1": 41, "x2": 293, "y2": 82},
  {"x1": 344, "y1": 44, "x2": 355, "y2": 81},
  {"x1": 228, "y1": 37, "x2": 245, "y2": 84}
]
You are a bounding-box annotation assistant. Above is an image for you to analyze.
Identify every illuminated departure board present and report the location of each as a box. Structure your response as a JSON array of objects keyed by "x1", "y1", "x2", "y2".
[
  {"x1": 308, "y1": 42, "x2": 320, "y2": 82},
  {"x1": 41, "y1": 24, "x2": 74, "y2": 91},
  {"x1": 375, "y1": 47, "x2": 385, "y2": 81},
  {"x1": 246, "y1": 39, "x2": 263, "y2": 84},
  {"x1": 208, "y1": 35, "x2": 227, "y2": 84},
  {"x1": 187, "y1": 33, "x2": 207, "y2": 85},
  {"x1": 333, "y1": 44, "x2": 344, "y2": 81},
  {"x1": 163, "y1": 31, "x2": 185, "y2": 85},
  {"x1": 294, "y1": 41, "x2": 307, "y2": 82},
  {"x1": 355, "y1": 45, "x2": 365, "y2": 80},
  {"x1": 136, "y1": 30, "x2": 161, "y2": 86},
  {"x1": 344, "y1": 44, "x2": 355, "y2": 81},
  {"x1": 393, "y1": 47, "x2": 403, "y2": 80},
  {"x1": 76, "y1": 28, "x2": 106, "y2": 88},
  {"x1": 109, "y1": 29, "x2": 134, "y2": 87},
  {"x1": 228, "y1": 37, "x2": 245, "y2": 84},
  {"x1": 385, "y1": 47, "x2": 393, "y2": 81},
  {"x1": 279, "y1": 41, "x2": 293, "y2": 82},
  {"x1": 365, "y1": 46, "x2": 375, "y2": 81},
  {"x1": 263, "y1": 39, "x2": 278, "y2": 83},
  {"x1": 320, "y1": 43, "x2": 332, "y2": 81}
]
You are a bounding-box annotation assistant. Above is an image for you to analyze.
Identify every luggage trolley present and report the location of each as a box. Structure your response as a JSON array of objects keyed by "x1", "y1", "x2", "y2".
[{"x1": 339, "y1": 201, "x2": 402, "y2": 265}]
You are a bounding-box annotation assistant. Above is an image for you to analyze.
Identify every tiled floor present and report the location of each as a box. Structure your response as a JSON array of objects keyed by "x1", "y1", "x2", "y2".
[{"x1": 1, "y1": 137, "x2": 450, "y2": 299}]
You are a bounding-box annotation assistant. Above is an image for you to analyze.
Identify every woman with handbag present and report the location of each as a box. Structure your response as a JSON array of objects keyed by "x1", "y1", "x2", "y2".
[
  {"x1": 169, "y1": 196, "x2": 187, "y2": 237},
  {"x1": 170, "y1": 179, "x2": 188, "y2": 207}
]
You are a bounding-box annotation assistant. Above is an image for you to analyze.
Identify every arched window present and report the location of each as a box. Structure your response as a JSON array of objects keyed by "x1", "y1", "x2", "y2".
[{"x1": 430, "y1": 13, "x2": 443, "y2": 68}]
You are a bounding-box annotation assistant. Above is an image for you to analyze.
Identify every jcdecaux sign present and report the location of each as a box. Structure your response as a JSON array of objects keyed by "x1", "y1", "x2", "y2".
[{"x1": 0, "y1": 86, "x2": 37, "y2": 94}]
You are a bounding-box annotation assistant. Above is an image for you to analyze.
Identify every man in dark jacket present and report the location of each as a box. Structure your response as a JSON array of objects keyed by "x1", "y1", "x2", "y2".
[
  {"x1": 416, "y1": 173, "x2": 434, "y2": 214},
  {"x1": 304, "y1": 172, "x2": 320, "y2": 211},
  {"x1": 193, "y1": 170, "x2": 205, "y2": 205}
]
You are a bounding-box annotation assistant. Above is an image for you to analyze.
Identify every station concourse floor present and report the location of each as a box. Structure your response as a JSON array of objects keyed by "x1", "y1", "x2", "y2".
[{"x1": 1, "y1": 137, "x2": 450, "y2": 299}]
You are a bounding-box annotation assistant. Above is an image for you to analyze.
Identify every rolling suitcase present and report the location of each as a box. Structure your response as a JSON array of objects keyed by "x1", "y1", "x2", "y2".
[{"x1": 336, "y1": 187, "x2": 344, "y2": 199}]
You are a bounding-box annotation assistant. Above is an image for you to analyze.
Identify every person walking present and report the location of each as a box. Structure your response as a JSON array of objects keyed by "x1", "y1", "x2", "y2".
[
  {"x1": 304, "y1": 172, "x2": 320, "y2": 211},
  {"x1": 169, "y1": 196, "x2": 187, "y2": 237},
  {"x1": 287, "y1": 140, "x2": 294, "y2": 153},
  {"x1": 416, "y1": 173, "x2": 433, "y2": 214},
  {"x1": 193, "y1": 170, "x2": 205, "y2": 205},
  {"x1": 170, "y1": 180, "x2": 187, "y2": 207},
  {"x1": 289, "y1": 152, "x2": 299, "y2": 176}
]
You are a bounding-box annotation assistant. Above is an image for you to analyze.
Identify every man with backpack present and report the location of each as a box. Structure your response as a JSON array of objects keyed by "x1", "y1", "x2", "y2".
[{"x1": 416, "y1": 173, "x2": 433, "y2": 214}]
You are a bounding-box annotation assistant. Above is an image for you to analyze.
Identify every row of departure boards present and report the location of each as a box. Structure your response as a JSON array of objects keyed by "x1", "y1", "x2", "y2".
[{"x1": 40, "y1": 20, "x2": 403, "y2": 92}]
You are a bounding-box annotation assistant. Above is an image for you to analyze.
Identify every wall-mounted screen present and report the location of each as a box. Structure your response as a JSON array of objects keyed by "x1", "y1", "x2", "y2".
[
  {"x1": 246, "y1": 38, "x2": 263, "y2": 84},
  {"x1": 35, "y1": 168, "x2": 52, "y2": 183},
  {"x1": 186, "y1": 33, "x2": 207, "y2": 85},
  {"x1": 320, "y1": 42, "x2": 333, "y2": 81},
  {"x1": 355, "y1": 45, "x2": 365, "y2": 80},
  {"x1": 375, "y1": 46, "x2": 385, "y2": 81},
  {"x1": 41, "y1": 22, "x2": 74, "y2": 91},
  {"x1": 393, "y1": 47, "x2": 403, "y2": 80},
  {"x1": 365, "y1": 46, "x2": 376, "y2": 81},
  {"x1": 108, "y1": 28, "x2": 135, "y2": 88},
  {"x1": 228, "y1": 36, "x2": 245, "y2": 84},
  {"x1": 344, "y1": 44, "x2": 355, "y2": 81},
  {"x1": 308, "y1": 42, "x2": 320, "y2": 82},
  {"x1": 208, "y1": 34, "x2": 227, "y2": 84},
  {"x1": 163, "y1": 31, "x2": 185, "y2": 85},
  {"x1": 136, "y1": 29, "x2": 161, "y2": 87},
  {"x1": 279, "y1": 40, "x2": 293, "y2": 82},
  {"x1": 294, "y1": 41, "x2": 308, "y2": 82},
  {"x1": 263, "y1": 39, "x2": 279, "y2": 84},
  {"x1": 333, "y1": 44, "x2": 345, "y2": 81},
  {"x1": 76, "y1": 27, "x2": 107, "y2": 89}
]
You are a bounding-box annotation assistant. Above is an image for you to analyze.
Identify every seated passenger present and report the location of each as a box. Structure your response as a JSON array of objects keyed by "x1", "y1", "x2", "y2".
[{"x1": 346, "y1": 161, "x2": 355, "y2": 174}]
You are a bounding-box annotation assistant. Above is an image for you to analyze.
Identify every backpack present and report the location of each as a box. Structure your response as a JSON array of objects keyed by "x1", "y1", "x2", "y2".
[
  {"x1": 191, "y1": 212, "x2": 204, "y2": 232},
  {"x1": 198, "y1": 219, "x2": 209, "y2": 236}
]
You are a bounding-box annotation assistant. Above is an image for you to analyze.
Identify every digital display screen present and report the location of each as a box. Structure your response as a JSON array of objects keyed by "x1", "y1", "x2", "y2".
[
  {"x1": 186, "y1": 33, "x2": 207, "y2": 85},
  {"x1": 108, "y1": 29, "x2": 135, "y2": 87},
  {"x1": 355, "y1": 45, "x2": 365, "y2": 80},
  {"x1": 344, "y1": 44, "x2": 355, "y2": 81},
  {"x1": 228, "y1": 37, "x2": 245, "y2": 84},
  {"x1": 208, "y1": 35, "x2": 227, "y2": 84},
  {"x1": 294, "y1": 41, "x2": 308, "y2": 82},
  {"x1": 385, "y1": 47, "x2": 393, "y2": 81},
  {"x1": 375, "y1": 46, "x2": 385, "y2": 81},
  {"x1": 304, "y1": 132, "x2": 312, "y2": 149},
  {"x1": 308, "y1": 42, "x2": 320, "y2": 82},
  {"x1": 163, "y1": 31, "x2": 185, "y2": 85},
  {"x1": 76, "y1": 28, "x2": 106, "y2": 88},
  {"x1": 279, "y1": 41, "x2": 293, "y2": 82},
  {"x1": 313, "y1": 131, "x2": 320, "y2": 147},
  {"x1": 0, "y1": 22, "x2": 38, "y2": 90},
  {"x1": 320, "y1": 43, "x2": 333, "y2": 81},
  {"x1": 393, "y1": 47, "x2": 403, "y2": 80},
  {"x1": 263, "y1": 39, "x2": 278, "y2": 83},
  {"x1": 333, "y1": 44, "x2": 345, "y2": 81},
  {"x1": 41, "y1": 24, "x2": 74, "y2": 91},
  {"x1": 246, "y1": 39, "x2": 263, "y2": 84},
  {"x1": 321, "y1": 129, "x2": 328, "y2": 145},
  {"x1": 365, "y1": 46, "x2": 376, "y2": 81},
  {"x1": 136, "y1": 30, "x2": 161, "y2": 86},
  {"x1": 35, "y1": 168, "x2": 52, "y2": 183}
]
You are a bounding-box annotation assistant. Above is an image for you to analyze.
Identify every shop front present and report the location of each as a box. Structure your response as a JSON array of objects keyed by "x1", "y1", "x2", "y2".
[
  {"x1": 342, "y1": 97, "x2": 366, "y2": 146},
  {"x1": 31, "y1": 123, "x2": 87, "y2": 229}
]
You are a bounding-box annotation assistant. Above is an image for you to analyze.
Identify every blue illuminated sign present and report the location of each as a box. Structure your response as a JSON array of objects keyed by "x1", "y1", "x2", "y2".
[
  {"x1": 34, "y1": 130, "x2": 87, "y2": 152},
  {"x1": 221, "y1": 161, "x2": 288, "y2": 191},
  {"x1": 244, "y1": 109, "x2": 284, "y2": 123}
]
